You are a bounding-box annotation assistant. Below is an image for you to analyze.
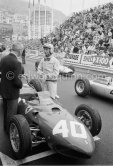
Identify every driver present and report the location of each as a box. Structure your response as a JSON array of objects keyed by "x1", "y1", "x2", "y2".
[{"x1": 37, "y1": 43, "x2": 60, "y2": 99}]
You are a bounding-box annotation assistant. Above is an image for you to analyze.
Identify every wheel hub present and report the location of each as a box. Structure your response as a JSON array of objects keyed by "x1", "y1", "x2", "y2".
[
  {"x1": 77, "y1": 110, "x2": 92, "y2": 130},
  {"x1": 76, "y1": 81, "x2": 85, "y2": 93},
  {"x1": 10, "y1": 123, "x2": 20, "y2": 152}
]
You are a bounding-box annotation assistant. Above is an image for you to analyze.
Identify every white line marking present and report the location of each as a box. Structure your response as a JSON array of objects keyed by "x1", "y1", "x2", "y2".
[
  {"x1": 93, "y1": 136, "x2": 100, "y2": 141},
  {"x1": 0, "y1": 150, "x2": 56, "y2": 166},
  {"x1": 0, "y1": 152, "x2": 18, "y2": 166},
  {"x1": 17, "y1": 150, "x2": 56, "y2": 165}
]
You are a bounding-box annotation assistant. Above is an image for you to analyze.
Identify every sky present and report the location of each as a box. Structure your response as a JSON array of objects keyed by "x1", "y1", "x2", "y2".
[{"x1": 23, "y1": 0, "x2": 113, "y2": 16}]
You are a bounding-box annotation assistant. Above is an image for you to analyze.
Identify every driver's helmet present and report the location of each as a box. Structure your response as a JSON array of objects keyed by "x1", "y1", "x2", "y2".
[{"x1": 43, "y1": 43, "x2": 54, "y2": 54}]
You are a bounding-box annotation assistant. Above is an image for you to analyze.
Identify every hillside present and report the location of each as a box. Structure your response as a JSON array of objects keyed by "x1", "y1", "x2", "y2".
[{"x1": 0, "y1": 0, "x2": 66, "y2": 25}]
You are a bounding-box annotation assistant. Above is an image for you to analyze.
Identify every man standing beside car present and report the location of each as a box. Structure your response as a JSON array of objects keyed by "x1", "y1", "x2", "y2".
[
  {"x1": 0, "y1": 43, "x2": 24, "y2": 132},
  {"x1": 37, "y1": 43, "x2": 60, "y2": 99}
]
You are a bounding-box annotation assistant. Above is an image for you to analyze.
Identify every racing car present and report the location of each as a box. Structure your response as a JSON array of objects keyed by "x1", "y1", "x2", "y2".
[
  {"x1": 35, "y1": 58, "x2": 75, "y2": 77},
  {"x1": 8, "y1": 78, "x2": 102, "y2": 159},
  {"x1": 74, "y1": 76, "x2": 113, "y2": 99}
]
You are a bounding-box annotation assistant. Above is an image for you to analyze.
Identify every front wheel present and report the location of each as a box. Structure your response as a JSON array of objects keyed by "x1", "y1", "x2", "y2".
[
  {"x1": 75, "y1": 78, "x2": 90, "y2": 97},
  {"x1": 75, "y1": 104, "x2": 102, "y2": 136},
  {"x1": 9, "y1": 115, "x2": 32, "y2": 159}
]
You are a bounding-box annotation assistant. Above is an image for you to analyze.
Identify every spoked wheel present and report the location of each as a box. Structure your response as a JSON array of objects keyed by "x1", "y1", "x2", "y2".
[
  {"x1": 75, "y1": 79, "x2": 90, "y2": 97},
  {"x1": 9, "y1": 115, "x2": 32, "y2": 159},
  {"x1": 75, "y1": 104, "x2": 102, "y2": 136},
  {"x1": 76, "y1": 109, "x2": 92, "y2": 131},
  {"x1": 10, "y1": 123, "x2": 20, "y2": 153},
  {"x1": 76, "y1": 81, "x2": 85, "y2": 94}
]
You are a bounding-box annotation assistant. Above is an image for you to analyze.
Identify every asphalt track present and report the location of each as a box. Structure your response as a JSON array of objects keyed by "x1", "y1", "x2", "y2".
[{"x1": 0, "y1": 59, "x2": 113, "y2": 165}]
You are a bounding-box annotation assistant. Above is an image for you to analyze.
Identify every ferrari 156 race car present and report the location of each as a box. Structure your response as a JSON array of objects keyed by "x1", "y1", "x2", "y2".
[
  {"x1": 8, "y1": 78, "x2": 102, "y2": 160},
  {"x1": 75, "y1": 76, "x2": 113, "y2": 99},
  {"x1": 35, "y1": 58, "x2": 75, "y2": 77}
]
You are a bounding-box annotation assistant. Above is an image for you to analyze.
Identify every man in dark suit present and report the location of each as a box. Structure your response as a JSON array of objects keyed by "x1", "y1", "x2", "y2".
[{"x1": 0, "y1": 43, "x2": 24, "y2": 132}]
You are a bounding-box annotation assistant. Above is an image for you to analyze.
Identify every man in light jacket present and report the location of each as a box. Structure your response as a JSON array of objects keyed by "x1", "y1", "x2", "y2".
[{"x1": 38, "y1": 43, "x2": 60, "y2": 99}]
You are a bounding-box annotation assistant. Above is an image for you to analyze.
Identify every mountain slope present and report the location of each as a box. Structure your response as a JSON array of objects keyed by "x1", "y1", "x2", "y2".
[{"x1": 0, "y1": 0, "x2": 66, "y2": 25}]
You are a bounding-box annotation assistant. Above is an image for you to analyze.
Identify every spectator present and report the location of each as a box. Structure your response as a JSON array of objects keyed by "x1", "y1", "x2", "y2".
[{"x1": 73, "y1": 46, "x2": 79, "y2": 53}]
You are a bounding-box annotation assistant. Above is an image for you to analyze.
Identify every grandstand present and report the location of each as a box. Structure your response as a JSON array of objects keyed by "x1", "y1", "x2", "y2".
[
  {"x1": 2, "y1": 2, "x2": 113, "y2": 59},
  {"x1": 40, "y1": 2, "x2": 113, "y2": 57}
]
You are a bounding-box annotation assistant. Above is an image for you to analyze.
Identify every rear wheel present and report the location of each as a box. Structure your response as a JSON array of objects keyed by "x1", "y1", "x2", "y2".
[
  {"x1": 29, "y1": 79, "x2": 42, "y2": 92},
  {"x1": 75, "y1": 78, "x2": 90, "y2": 97},
  {"x1": 75, "y1": 104, "x2": 102, "y2": 136},
  {"x1": 9, "y1": 115, "x2": 32, "y2": 159}
]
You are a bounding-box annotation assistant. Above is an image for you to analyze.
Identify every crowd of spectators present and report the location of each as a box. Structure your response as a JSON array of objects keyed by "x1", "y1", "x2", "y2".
[
  {"x1": 41, "y1": 2, "x2": 113, "y2": 57},
  {"x1": 1, "y1": 2, "x2": 113, "y2": 58}
]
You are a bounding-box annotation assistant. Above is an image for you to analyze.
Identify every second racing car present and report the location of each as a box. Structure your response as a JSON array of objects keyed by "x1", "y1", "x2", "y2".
[{"x1": 75, "y1": 76, "x2": 113, "y2": 99}]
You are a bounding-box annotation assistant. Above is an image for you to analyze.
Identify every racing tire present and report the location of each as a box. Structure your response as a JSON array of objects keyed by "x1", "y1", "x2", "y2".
[
  {"x1": 75, "y1": 104, "x2": 102, "y2": 137},
  {"x1": 29, "y1": 79, "x2": 42, "y2": 92},
  {"x1": 75, "y1": 78, "x2": 90, "y2": 97},
  {"x1": 8, "y1": 115, "x2": 32, "y2": 159}
]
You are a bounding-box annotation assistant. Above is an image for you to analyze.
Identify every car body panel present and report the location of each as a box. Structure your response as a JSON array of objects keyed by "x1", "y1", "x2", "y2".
[
  {"x1": 37, "y1": 110, "x2": 95, "y2": 157},
  {"x1": 90, "y1": 78, "x2": 113, "y2": 99},
  {"x1": 20, "y1": 83, "x2": 36, "y2": 99},
  {"x1": 19, "y1": 90, "x2": 95, "y2": 158},
  {"x1": 59, "y1": 65, "x2": 73, "y2": 74}
]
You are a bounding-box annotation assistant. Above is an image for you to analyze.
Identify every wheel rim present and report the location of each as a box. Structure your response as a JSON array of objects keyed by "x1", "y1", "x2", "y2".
[
  {"x1": 9, "y1": 123, "x2": 20, "y2": 153},
  {"x1": 76, "y1": 81, "x2": 85, "y2": 93},
  {"x1": 76, "y1": 110, "x2": 92, "y2": 130}
]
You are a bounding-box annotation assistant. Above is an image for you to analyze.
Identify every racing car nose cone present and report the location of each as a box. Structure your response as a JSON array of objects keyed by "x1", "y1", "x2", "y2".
[
  {"x1": 68, "y1": 137, "x2": 95, "y2": 159},
  {"x1": 83, "y1": 138, "x2": 95, "y2": 156},
  {"x1": 69, "y1": 131, "x2": 95, "y2": 158},
  {"x1": 55, "y1": 137, "x2": 95, "y2": 159}
]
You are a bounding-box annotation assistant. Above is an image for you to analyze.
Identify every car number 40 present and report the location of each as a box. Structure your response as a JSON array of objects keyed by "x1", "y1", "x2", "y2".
[{"x1": 52, "y1": 120, "x2": 87, "y2": 139}]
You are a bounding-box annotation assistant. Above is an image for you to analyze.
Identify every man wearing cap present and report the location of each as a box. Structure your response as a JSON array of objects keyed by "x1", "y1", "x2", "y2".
[
  {"x1": 0, "y1": 43, "x2": 24, "y2": 132},
  {"x1": 38, "y1": 43, "x2": 60, "y2": 99}
]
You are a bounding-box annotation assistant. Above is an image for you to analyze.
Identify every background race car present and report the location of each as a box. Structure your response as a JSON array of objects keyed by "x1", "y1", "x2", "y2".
[{"x1": 74, "y1": 77, "x2": 113, "y2": 99}]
